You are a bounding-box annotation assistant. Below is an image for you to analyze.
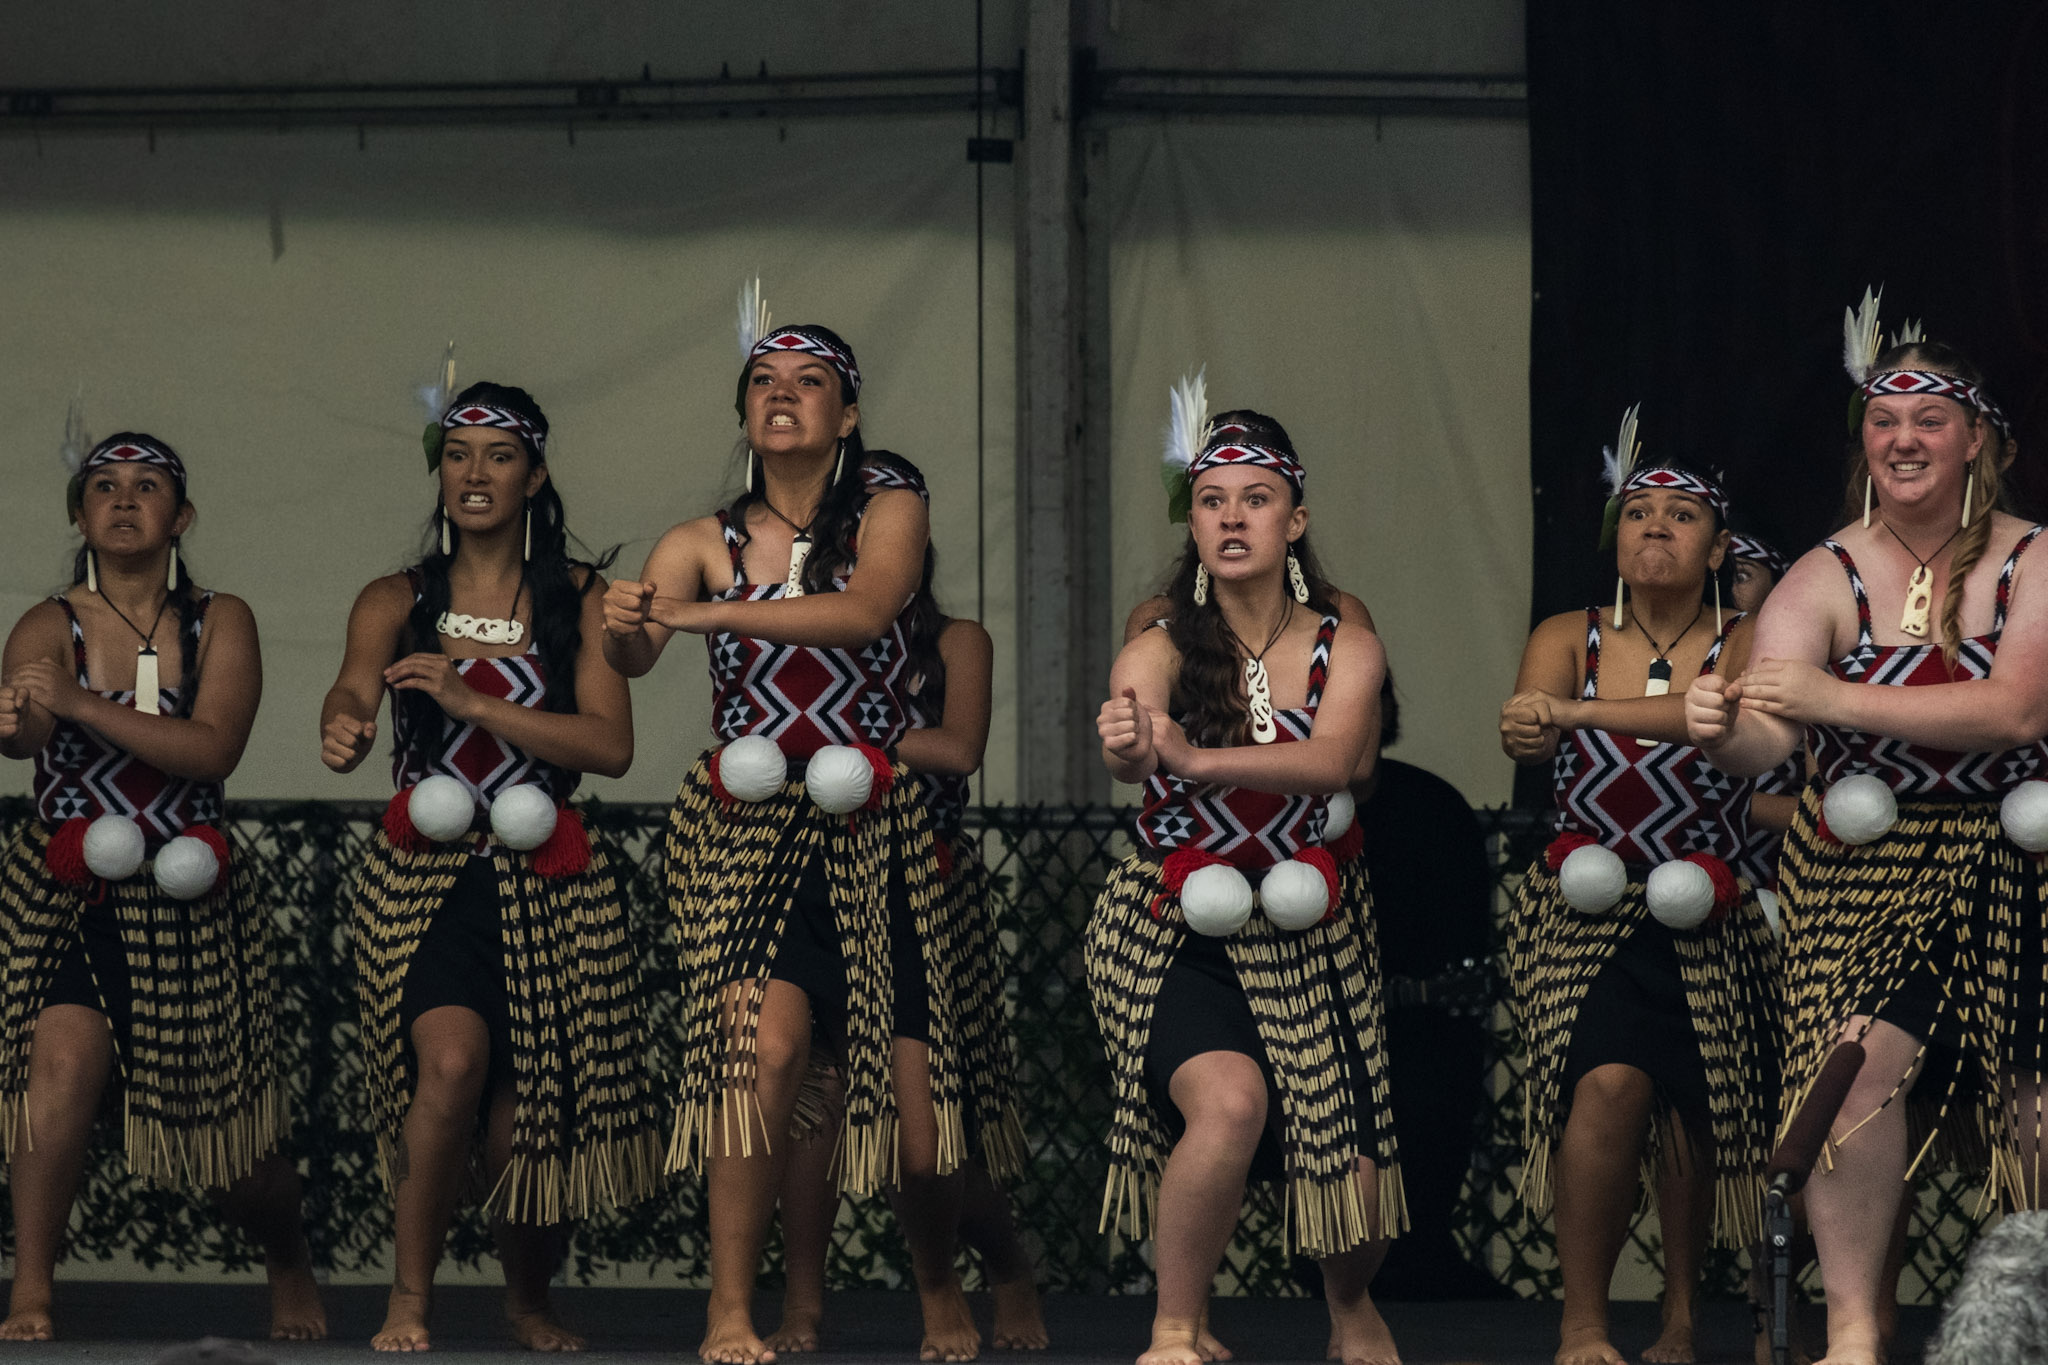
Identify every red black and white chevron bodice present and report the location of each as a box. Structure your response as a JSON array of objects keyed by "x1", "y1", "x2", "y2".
[
  {"x1": 705, "y1": 460, "x2": 929, "y2": 760},
  {"x1": 389, "y1": 574, "x2": 576, "y2": 803},
  {"x1": 1808, "y1": 530, "x2": 2044, "y2": 796},
  {"x1": 1550, "y1": 608, "x2": 1750, "y2": 868},
  {"x1": 33, "y1": 594, "x2": 222, "y2": 845},
  {"x1": 1137, "y1": 613, "x2": 1339, "y2": 868}
]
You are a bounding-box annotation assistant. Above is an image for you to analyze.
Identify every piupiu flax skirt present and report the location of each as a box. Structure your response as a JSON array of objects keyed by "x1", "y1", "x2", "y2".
[
  {"x1": 664, "y1": 755, "x2": 1017, "y2": 1194},
  {"x1": 344, "y1": 831, "x2": 666, "y2": 1224},
  {"x1": 1506, "y1": 861, "x2": 1781, "y2": 1247},
  {"x1": 0, "y1": 820, "x2": 282, "y2": 1191},
  {"x1": 1084, "y1": 854, "x2": 1404, "y2": 1258},
  {"x1": 1777, "y1": 784, "x2": 2048, "y2": 1210}
]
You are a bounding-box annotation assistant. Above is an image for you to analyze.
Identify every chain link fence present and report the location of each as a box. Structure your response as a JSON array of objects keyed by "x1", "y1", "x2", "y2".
[{"x1": 0, "y1": 798, "x2": 1990, "y2": 1298}]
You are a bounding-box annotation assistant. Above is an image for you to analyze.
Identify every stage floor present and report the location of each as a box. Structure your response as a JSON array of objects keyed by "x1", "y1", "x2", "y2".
[{"x1": 0, "y1": 1284, "x2": 1939, "y2": 1365}]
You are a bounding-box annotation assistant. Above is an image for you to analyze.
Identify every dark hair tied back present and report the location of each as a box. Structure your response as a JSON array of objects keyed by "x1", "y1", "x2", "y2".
[{"x1": 68, "y1": 434, "x2": 201, "y2": 713}]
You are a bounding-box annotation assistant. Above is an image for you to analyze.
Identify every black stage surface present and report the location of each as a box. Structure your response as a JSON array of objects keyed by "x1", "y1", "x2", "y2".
[{"x1": 0, "y1": 1284, "x2": 1939, "y2": 1364}]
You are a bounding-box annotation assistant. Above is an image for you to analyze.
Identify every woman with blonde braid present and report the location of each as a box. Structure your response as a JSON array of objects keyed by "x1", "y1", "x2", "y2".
[{"x1": 1689, "y1": 341, "x2": 2048, "y2": 1365}]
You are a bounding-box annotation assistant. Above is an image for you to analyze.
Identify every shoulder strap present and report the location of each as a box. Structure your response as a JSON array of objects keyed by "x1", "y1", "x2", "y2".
[
  {"x1": 1822, "y1": 540, "x2": 1873, "y2": 651},
  {"x1": 1701, "y1": 609, "x2": 1746, "y2": 675},
  {"x1": 1303, "y1": 613, "x2": 1338, "y2": 708},
  {"x1": 402, "y1": 565, "x2": 425, "y2": 604},
  {"x1": 1581, "y1": 606, "x2": 1602, "y2": 700},
  {"x1": 715, "y1": 510, "x2": 748, "y2": 584},
  {"x1": 51, "y1": 596, "x2": 88, "y2": 684},
  {"x1": 1994, "y1": 525, "x2": 2045, "y2": 634}
]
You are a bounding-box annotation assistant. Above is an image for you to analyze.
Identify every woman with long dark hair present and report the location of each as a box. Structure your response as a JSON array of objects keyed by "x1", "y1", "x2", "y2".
[
  {"x1": 1689, "y1": 340, "x2": 2048, "y2": 1365},
  {"x1": 605, "y1": 313, "x2": 1014, "y2": 1364},
  {"x1": 1500, "y1": 424, "x2": 1781, "y2": 1365},
  {"x1": 321, "y1": 383, "x2": 664, "y2": 1351},
  {"x1": 1089, "y1": 412, "x2": 1398, "y2": 1365},
  {"x1": 0, "y1": 432, "x2": 321, "y2": 1341}
]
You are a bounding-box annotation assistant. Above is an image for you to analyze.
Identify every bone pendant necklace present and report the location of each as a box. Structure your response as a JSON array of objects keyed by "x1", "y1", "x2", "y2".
[
  {"x1": 1227, "y1": 602, "x2": 1294, "y2": 745},
  {"x1": 761, "y1": 497, "x2": 817, "y2": 598},
  {"x1": 1630, "y1": 603, "x2": 1703, "y2": 747},
  {"x1": 97, "y1": 589, "x2": 173, "y2": 716},
  {"x1": 1880, "y1": 520, "x2": 1963, "y2": 639}
]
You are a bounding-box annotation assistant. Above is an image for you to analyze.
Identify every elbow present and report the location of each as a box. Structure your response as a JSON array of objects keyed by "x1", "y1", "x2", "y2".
[{"x1": 591, "y1": 737, "x2": 634, "y2": 781}]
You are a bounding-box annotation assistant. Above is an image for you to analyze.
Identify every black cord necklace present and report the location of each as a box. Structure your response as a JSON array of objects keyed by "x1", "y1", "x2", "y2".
[
  {"x1": 1880, "y1": 519, "x2": 1964, "y2": 639},
  {"x1": 98, "y1": 589, "x2": 173, "y2": 716},
  {"x1": 1222, "y1": 599, "x2": 1293, "y2": 744},
  {"x1": 1630, "y1": 601, "x2": 1704, "y2": 698},
  {"x1": 760, "y1": 495, "x2": 820, "y2": 598}
]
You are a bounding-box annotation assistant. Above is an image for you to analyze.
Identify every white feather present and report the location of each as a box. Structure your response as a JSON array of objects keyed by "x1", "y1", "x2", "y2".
[
  {"x1": 1602, "y1": 403, "x2": 1641, "y2": 496},
  {"x1": 1843, "y1": 285, "x2": 1883, "y2": 383},
  {"x1": 737, "y1": 278, "x2": 771, "y2": 360},
  {"x1": 1893, "y1": 318, "x2": 1924, "y2": 347},
  {"x1": 418, "y1": 340, "x2": 455, "y2": 420},
  {"x1": 60, "y1": 387, "x2": 90, "y2": 475},
  {"x1": 1162, "y1": 367, "x2": 1208, "y2": 471}
]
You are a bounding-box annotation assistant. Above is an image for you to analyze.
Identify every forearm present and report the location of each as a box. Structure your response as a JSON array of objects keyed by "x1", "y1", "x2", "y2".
[
  {"x1": 1824, "y1": 678, "x2": 2048, "y2": 754},
  {"x1": 459, "y1": 695, "x2": 632, "y2": 780},
  {"x1": 895, "y1": 729, "x2": 982, "y2": 778},
  {"x1": 1175, "y1": 737, "x2": 1360, "y2": 794},
  {"x1": 703, "y1": 593, "x2": 901, "y2": 651},
  {"x1": 1749, "y1": 791, "x2": 1798, "y2": 835},
  {"x1": 602, "y1": 628, "x2": 661, "y2": 679},
  {"x1": 0, "y1": 711, "x2": 52, "y2": 761},
  {"x1": 322, "y1": 683, "x2": 378, "y2": 730},
  {"x1": 65, "y1": 694, "x2": 246, "y2": 783},
  {"x1": 1557, "y1": 693, "x2": 1690, "y2": 746}
]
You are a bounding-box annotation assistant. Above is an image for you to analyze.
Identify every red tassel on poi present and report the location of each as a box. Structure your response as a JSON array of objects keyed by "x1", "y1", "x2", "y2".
[
  {"x1": 533, "y1": 807, "x2": 591, "y2": 879},
  {"x1": 46, "y1": 818, "x2": 90, "y2": 886},
  {"x1": 707, "y1": 749, "x2": 737, "y2": 810},
  {"x1": 1680, "y1": 851, "x2": 1740, "y2": 926},
  {"x1": 1544, "y1": 831, "x2": 1596, "y2": 871},
  {"x1": 382, "y1": 789, "x2": 429, "y2": 853},
  {"x1": 1152, "y1": 846, "x2": 1230, "y2": 920},
  {"x1": 1328, "y1": 821, "x2": 1365, "y2": 865},
  {"x1": 856, "y1": 743, "x2": 896, "y2": 812},
  {"x1": 1294, "y1": 846, "x2": 1342, "y2": 923},
  {"x1": 933, "y1": 836, "x2": 956, "y2": 883}
]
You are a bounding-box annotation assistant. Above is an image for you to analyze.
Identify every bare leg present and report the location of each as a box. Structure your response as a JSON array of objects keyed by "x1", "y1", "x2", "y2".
[
  {"x1": 374, "y1": 1006, "x2": 493, "y2": 1352},
  {"x1": 1, "y1": 1006, "x2": 114, "y2": 1341},
  {"x1": 1553, "y1": 1063, "x2": 1656, "y2": 1365},
  {"x1": 1805, "y1": 1016, "x2": 1924, "y2": 1365},
  {"x1": 214, "y1": 1154, "x2": 327, "y2": 1340},
  {"x1": 958, "y1": 1163, "x2": 1045, "y2": 1350},
  {"x1": 890, "y1": 1037, "x2": 976, "y2": 1362},
  {"x1": 1320, "y1": 1161, "x2": 1397, "y2": 1365},
  {"x1": 701, "y1": 979, "x2": 814, "y2": 1365},
  {"x1": 483, "y1": 1085, "x2": 582, "y2": 1352},
  {"x1": 1142, "y1": 1052, "x2": 1267, "y2": 1365},
  {"x1": 1644, "y1": 1117, "x2": 1712, "y2": 1364},
  {"x1": 766, "y1": 1058, "x2": 843, "y2": 1354}
]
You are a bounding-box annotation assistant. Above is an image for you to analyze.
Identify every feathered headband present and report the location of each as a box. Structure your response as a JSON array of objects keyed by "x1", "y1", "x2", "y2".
[
  {"x1": 736, "y1": 281, "x2": 863, "y2": 400},
  {"x1": 1834, "y1": 284, "x2": 2018, "y2": 438},
  {"x1": 1727, "y1": 532, "x2": 1789, "y2": 578},
  {"x1": 1159, "y1": 368, "x2": 1208, "y2": 523},
  {"x1": 1597, "y1": 405, "x2": 1728, "y2": 546},
  {"x1": 65, "y1": 426, "x2": 188, "y2": 520}
]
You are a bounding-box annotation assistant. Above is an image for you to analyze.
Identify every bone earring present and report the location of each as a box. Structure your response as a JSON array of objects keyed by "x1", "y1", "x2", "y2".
[
  {"x1": 440, "y1": 509, "x2": 452, "y2": 557},
  {"x1": 833, "y1": 438, "x2": 846, "y2": 486},
  {"x1": 523, "y1": 506, "x2": 532, "y2": 562},
  {"x1": 1287, "y1": 551, "x2": 1310, "y2": 604},
  {"x1": 85, "y1": 548, "x2": 98, "y2": 595},
  {"x1": 745, "y1": 446, "x2": 756, "y2": 494},
  {"x1": 167, "y1": 539, "x2": 179, "y2": 592},
  {"x1": 1613, "y1": 575, "x2": 1625, "y2": 629},
  {"x1": 1962, "y1": 464, "x2": 1974, "y2": 528},
  {"x1": 1863, "y1": 474, "x2": 1874, "y2": 529},
  {"x1": 1713, "y1": 572, "x2": 1723, "y2": 635},
  {"x1": 1194, "y1": 564, "x2": 1210, "y2": 607}
]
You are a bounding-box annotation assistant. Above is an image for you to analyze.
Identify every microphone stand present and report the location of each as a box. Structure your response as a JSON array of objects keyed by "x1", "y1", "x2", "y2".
[
  {"x1": 1765, "y1": 1173, "x2": 1795, "y2": 1365},
  {"x1": 1760, "y1": 1040, "x2": 1867, "y2": 1365}
]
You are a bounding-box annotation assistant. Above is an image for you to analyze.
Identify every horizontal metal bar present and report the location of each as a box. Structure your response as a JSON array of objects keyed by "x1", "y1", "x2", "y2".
[{"x1": 1090, "y1": 69, "x2": 1526, "y2": 120}]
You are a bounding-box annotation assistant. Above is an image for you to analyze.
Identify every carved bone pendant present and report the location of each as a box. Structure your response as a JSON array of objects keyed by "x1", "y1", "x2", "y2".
[
  {"x1": 1244, "y1": 658, "x2": 1277, "y2": 744},
  {"x1": 1900, "y1": 564, "x2": 1933, "y2": 638}
]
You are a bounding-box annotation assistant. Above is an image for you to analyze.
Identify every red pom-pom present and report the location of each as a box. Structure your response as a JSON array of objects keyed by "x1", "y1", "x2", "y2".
[
  {"x1": 1160, "y1": 846, "x2": 1230, "y2": 894},
  {"x1": 1681, "y1": 852, "x2": 1740, "y2": 926},
  {"x1": 857, "y1": 743, "x2": 896, "y2": 812},
  {"x1": 182, "y1": 824, "x2": 232, "y2": 892},
  {"x1": 1814, "y1": 811, "x2": 1842, "y2": 846},
  {"x1": 707, "y1": 749, "x2": 737, "y2": 810},
  {"x1": 1328, "y1": 821, "x2": 1365, "y2": 865},
  {"x1": 933, "y1": 836, "x2": 956, "y2": 883},
  {"x1": 533, "y1": 806, "x2": 591, "y2": 879},
  {"x1": 1544, "y1": 831, "x2": 1597, "y2": 871},
  {"x1": 1294, "y1": 846, "x2": 1342, "y2": 924},
  {"x1": 46, "y1": 818, "x2": 90, "y2": 886},
  {"x1": 382, "y1": 789, "x2": 430, "y2": 853}
]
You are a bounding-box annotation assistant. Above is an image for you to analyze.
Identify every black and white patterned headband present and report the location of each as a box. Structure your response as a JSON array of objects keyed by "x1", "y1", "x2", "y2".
[
  {"x1": 1619, "y1": 465, "x2": 1729, "y2": 524},
  {"x1": 80, "y1": 434, "x2": 186, "y2": 485},
  {"x1": 439, "y1": 401, "x2": 548, "y2": 460},
  {"x1": 1727, "y1": 533, "x2": 1788, "y2": 577},
  {"x1": 746, "y1": 326, "x2": 863, "y2": 397},
  {"x1": 1861, "y1": 369, "x2": 2012, "y2": 440}
]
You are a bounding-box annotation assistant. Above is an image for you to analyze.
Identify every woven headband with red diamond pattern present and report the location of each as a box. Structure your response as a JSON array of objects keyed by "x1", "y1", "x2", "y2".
[
  {"x1": 746, "y1": 327, "x2": 863, "y2": 397},
  {"x1": 1727, "y1": 533, "x2": 1788, "y2": 577},
  {"x1": 1619, "y1": 466, "x2": 1728, "y2": 523},
  {"x1": 440, "y1": 402, "x2": 548, "y2": 459},
  {"x1": 80, "y1": 435, "x2": 186, "y2": 485},
  {"x1": 1187, "y1": 439, "x2": 1306, "y2": 495},
  {"x1": 1860, "y1": 369, "x2": 2010, "y2": 439}
]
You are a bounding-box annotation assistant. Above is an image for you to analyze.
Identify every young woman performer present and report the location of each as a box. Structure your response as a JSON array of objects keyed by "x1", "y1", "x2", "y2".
[
  {"x1": 604, "y1": 312, "x2": 1014, "y2": 1364},
  {"x1": 321, "y1": 383, "x2": 664, "y2": 1351},
  {"x1": 1499, "y1": 422, "x2": 1780, "y2": 1365},
  {"x1": 765, "y1": 513, "x2": 1041, "y2": 1354},
  {"x1": 1688, "y1": 341, "x2": 2048, "y2": 1365},
  {"x1": 0, "y1": 433, "x2": 322, "y2": 1341},
  {"x1": 1091, "y1": 411, "x2": 1399, "y2": 1365}
]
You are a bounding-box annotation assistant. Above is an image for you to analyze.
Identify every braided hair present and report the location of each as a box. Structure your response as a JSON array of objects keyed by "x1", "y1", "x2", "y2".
[{"x1": 66, "y1": 434, "x2": 202, "y2": 715}]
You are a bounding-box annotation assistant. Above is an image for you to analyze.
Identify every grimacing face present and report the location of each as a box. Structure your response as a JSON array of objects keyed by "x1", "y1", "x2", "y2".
[
  {"x1": 1730, "y1": 557, "x2": 1776, "y2": 614},
  {"x1": 1615, "y1": 487, "x2": 1726, "y2": 593},
  {"x1": 439, "y1": 427, "x2": 546, "y2": 540},
  {"x1": 75, "y1": 461, "x2": 192, "y2": 557},
  {"x1": 1189, "y1": 464, "x2": 1309, "y2": 587}
]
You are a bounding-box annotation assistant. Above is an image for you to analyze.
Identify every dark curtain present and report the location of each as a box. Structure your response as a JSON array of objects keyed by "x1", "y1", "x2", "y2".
[{"x1": 1522, "y1": 2, "x2": 2048, "y2": 801}]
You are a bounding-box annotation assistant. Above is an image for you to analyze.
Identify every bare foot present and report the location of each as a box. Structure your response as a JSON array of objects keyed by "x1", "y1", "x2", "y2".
[
  {"x1": 1813, "y1": 1329, "x2": 1883, "y2": 1365},
  {"x1": 989, "y1": 1278, "x2": 1046, "y2": 1350},
  {"x1": 1555, "y1": 1325, "x2": 1627, "y2": 1365},
  {"x1": 373, "y1": 1288, "x2": 432, "y2": 1352},
  {"x1": 918, "y1": 1280, "x2": 980, "y2": 1362},
  {"x1": 1138, "y1": 1323, "x2": 1206, "y2": 1365},
  {"x1": 266, "y1": 1241, "x2": 328, "y2": 1341},
  {"x1": 701, "y1": 1301, "x2": 774, "y2": 1365},
  {"x1": 763, "y1": 1305, "x2": 822, "y2": 1354},
  {"x1": 0, "y1": 1304, "x2": 53, "y2": 1343},
  {"x1": 1327, "y1": 1292, "x2": 1400, "y2": 1365},
  {"x1": 1195, "y1": 1311, "x2": 1231, "y2": 1362},
  {"x1": 508, "y1": 1301, "x2": 585, "y2": 1353},
  {"x1": 1641, "y1": 1317, "x2": 1694, "y2": 1364}
]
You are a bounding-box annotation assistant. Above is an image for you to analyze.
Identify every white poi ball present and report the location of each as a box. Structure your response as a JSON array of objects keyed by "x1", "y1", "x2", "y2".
[
  {"x1": 408, "y1": 774, "x2": 477, "y2": 843},
  {"x1": 153, "y1": 835, "x2": 220, "y2": 900},
  {"x1": 1646, "y1": 858, "x2": 1716, "y2": 930},
  {"x1": 1323, "y1": 790, "x2": 1356, "y2": 843},
  {"x1": 1180, "y1": 863, "x2": 1255, "y2": 937},
  {"x1": 1755, "y1": 887, "x2": 1784, "y2": 942},
  {"x1": 2001, "y1": 780, "x2": 2048, "y2": 854},
  {"x1": 1259, "y1": 858, "x2": 1330, "y2": 931},
  {"x1": 1558, "y1": 843, "x2": 1627, "y2": 915},
  {"x1": 490, "y1": 785, "x2": 559, "y2": 852},
  {"x1": 1822, "y1": 773, "x2": 1898, "y2": 846},
  {"x1": 805, "y1": 744, "x2": 875, "y2": 815},
  {"x1": 82, "y1": 814, "x2": 146, "y2": 882},
  {"x1": 719, "y1": 735, "x2": 788, "y2": 804}
]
